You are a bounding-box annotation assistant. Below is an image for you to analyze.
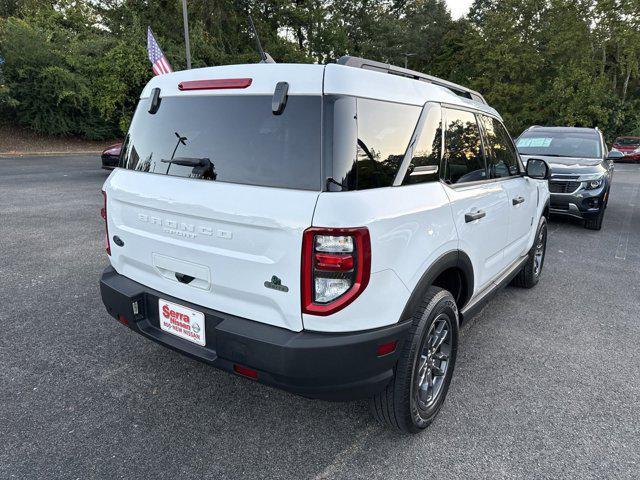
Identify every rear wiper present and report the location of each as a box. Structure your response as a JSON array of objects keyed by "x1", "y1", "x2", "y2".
[
  {"x1": 162, "y1": 157, "x2": 210, "y2": 167},
  {"x1": 161, "y1": 157, "x2": 217, "y2": 180}
]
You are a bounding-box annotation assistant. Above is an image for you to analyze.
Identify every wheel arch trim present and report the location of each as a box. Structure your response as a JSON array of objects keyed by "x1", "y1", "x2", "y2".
[{"x1": 399, "y1": 250, "x2": 474, "y2": 323}]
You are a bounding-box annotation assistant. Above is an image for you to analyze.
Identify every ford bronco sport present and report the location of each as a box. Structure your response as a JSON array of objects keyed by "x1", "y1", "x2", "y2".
[{"x1": 99, "y1": 57, "x2": 551, "y2": 433}]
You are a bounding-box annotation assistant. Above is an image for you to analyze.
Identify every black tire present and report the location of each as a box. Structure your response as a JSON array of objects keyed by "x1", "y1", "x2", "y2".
[
  {"x1": 369, "y1": 287, "x2": 459, "y2": 433},
  {"x1": 512, "y1": 216, "x2": 547, "y2": 288}
]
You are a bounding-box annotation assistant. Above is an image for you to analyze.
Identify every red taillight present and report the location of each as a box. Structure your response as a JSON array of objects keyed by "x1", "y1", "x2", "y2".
[
  {"x1": 302, "y1": 227, "x2": 371, "y2": 316},
  {"x1": 178, "y1": 78, "x2": 252, "y2": 91},
  {"x1": 233, "y1": 364, "x2": 258, "y2": 380},
  {"x1": 101, "y1": 191, "x2": 111, "y2": 256},
  {"x1": 117, "y1": 314, "x2": 129, "y2": 326},
  {"x1": 314, "y1": 253, "x2": 354, "y2": 271}
]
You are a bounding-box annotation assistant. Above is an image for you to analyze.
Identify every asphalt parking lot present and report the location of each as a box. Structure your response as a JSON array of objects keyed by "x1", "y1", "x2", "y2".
[{"x1": 1, "y1": 155, "x2": 639, "y2": 479}]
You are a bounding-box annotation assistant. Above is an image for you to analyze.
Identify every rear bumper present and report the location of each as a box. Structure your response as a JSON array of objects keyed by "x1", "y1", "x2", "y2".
[{"x1": 99, "y1": 266, "x2": 410, "y2": 401}]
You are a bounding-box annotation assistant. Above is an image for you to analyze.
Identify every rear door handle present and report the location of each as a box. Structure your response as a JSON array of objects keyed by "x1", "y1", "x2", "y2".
[
  {"x1": 512, "y1": 196, "x2": 525, "y2": 206},
  {"x1": 465, "y1": 210, "x2": 486, "y2": 223}
]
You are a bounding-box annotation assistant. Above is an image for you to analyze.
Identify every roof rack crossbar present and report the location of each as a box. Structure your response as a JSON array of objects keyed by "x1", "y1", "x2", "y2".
[{"x1": 336, "y1": 56, "x2": 487, "y2": 104}]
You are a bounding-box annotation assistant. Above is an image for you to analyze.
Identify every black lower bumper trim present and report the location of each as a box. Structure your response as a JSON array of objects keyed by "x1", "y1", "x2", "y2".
[
  {"x1": 549, "y1": 188, "x2": 607, "y2": 220},
  {"x1": 549, "y1": 206, "x2": 602, "y2": 220},
  {"x1": 99, "y1": 266, "x2": 410, "y2": 401}
]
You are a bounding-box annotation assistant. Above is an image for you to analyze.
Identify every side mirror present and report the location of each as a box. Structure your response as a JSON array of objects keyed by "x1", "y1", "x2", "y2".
[
  {"x1": 607, "y1": 150, "x2": 624, "y2": 160},
  {"x1": 526, "y1": 158, "x2": 549, "y2": 180}
]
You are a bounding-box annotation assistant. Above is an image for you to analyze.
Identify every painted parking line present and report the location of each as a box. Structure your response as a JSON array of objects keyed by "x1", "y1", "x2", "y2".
[{"x1": 614, "y1": 183, "x2": 639, "y2": 260}]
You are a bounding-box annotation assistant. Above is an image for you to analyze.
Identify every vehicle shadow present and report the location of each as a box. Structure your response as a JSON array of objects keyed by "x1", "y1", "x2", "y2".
[
  {"x1": 93, "y1": 331, "x2": 384, "y2": 479},
  {"x1": 546, "y1": 214, "x2": 586, "y2": 233}
]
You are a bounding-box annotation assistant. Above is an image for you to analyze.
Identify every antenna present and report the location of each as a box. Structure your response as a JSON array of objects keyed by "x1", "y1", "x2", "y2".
[{"x1": 247, "y1": 12, "x2": 275, "y2": 63}]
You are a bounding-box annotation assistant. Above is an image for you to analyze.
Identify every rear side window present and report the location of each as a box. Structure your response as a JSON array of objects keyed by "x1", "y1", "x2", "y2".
[
  {"x1": 354, "y1": 98, "x2": 421, "y2": 189},
  {"x1": 479, "y1": 115, "x2": 520, "y2": 178},
  {"x1": 402, "y1": 106, "x2": 442, "y2": 185},
  {"x1": 442, "y1": 108, "x2": 486, "y2": 184},
  {"x1": 323, "y1": 95, "x2": 358, "y2": 191},
  {"x1": 119, "y1": 95, "x2": 322, "y2": 190}
]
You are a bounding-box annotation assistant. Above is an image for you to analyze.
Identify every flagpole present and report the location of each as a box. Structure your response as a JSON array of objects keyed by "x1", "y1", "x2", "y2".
[{"x1": 181, "y1": 0, "x2": 192, "y2": 69}]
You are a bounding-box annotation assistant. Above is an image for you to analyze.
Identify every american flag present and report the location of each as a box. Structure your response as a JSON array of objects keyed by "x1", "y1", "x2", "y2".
[{"x1": 147, "y1": 27, "x2": 173, "y2": 75}]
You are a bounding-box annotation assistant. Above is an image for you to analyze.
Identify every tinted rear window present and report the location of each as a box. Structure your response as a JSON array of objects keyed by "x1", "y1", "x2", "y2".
[
  {"x1": 119, "y1": 95, "x2": 322, "y2": 190},
  {"x1": 326, "y1": 97, "x2": 421, "y2": 190},
  {"x1": 354, "y1": 99, "x2": 421, "y2": 189}
]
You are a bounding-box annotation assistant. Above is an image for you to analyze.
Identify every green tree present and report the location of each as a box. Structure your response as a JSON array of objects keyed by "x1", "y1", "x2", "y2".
[
  {"x1": 1, "y1": 0, "x2": 639, "y2": 141},
  {"x1": 401, "y1": 0, "x2": 453, "y2": 72}
]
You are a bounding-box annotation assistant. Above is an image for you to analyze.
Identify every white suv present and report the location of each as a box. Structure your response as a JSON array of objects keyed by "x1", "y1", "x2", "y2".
[{"x1": 100, "y1": 57, "x2": 550, "y2": 433}]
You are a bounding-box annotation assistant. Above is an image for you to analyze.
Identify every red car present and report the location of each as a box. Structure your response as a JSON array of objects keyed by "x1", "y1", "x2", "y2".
[
  {"x1": 611, "y1": 137, "x2": 640, "y2": 162},
  {"x1": 101, "y1": 143, "x2": 122, "y2": 170}
]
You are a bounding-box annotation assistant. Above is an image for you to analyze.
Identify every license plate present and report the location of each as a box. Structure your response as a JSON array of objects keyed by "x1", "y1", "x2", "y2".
[{"x1": 158, "y1": 299, "x2": 206, "y2": 346}]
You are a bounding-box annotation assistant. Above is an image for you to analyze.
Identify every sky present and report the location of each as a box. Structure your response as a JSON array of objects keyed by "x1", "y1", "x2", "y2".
[{"x1": 446, "y1": 0, "x2": 473, "y2": 19}]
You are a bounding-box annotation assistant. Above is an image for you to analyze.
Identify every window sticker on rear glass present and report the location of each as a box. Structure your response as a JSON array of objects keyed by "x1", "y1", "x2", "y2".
[{"x1": 517, "y1": 137, "x2": 552, "y2": 148}]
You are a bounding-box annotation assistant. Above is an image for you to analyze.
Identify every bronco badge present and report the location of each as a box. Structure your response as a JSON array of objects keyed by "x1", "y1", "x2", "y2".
[{"x1": 264, "y1": 275, "x2": 289, "y2": 293}]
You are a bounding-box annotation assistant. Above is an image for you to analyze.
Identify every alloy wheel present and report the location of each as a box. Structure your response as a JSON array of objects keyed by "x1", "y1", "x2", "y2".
[
  {"x1": 414, "y1": 314, "x2": 452, "y2": 410},
  {"x1": 533, "y1": 226, "x2": 546, "y2": 277}
]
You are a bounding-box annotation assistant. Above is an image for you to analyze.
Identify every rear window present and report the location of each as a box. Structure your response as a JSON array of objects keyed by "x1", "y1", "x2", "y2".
[{"x1": 119, "y1": 95, "x2": 322, "y2": 190}]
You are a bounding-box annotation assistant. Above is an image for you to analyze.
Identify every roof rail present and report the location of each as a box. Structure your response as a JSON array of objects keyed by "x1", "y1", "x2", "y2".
[{"x1": 336, "y1": 56, "x2": 487, "y2": 105}]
